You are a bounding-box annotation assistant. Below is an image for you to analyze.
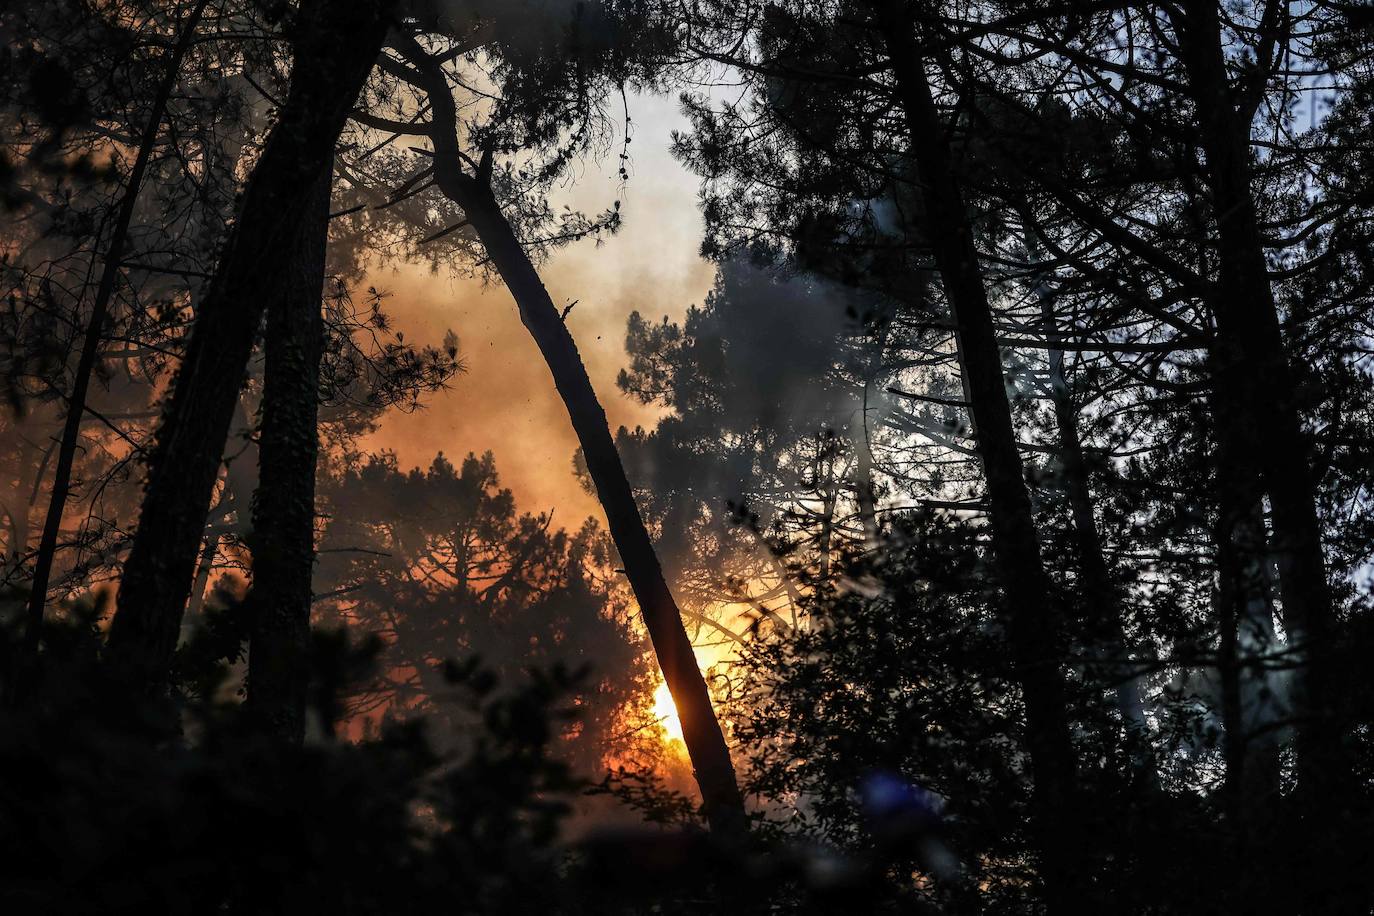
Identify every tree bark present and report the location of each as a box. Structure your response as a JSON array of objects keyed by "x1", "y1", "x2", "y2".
[
  {"x1": 874, "y1": 4, "x2": 1082, "y2": 906},
  {"x1": 390, "y1": 36, "x2": 746, "y2": 836},
  {"x1": 465, "y1": 189, "x2": 745, "y2": 834},
  {"x1": 1175, "y1": 0, "x2": 1350, "y2": 810},
  {"x1": 244, "y1": 165, "x2": 330, "y2": 742},
  {"x1": 108, "y1": 0, "x2": 393, "y2": 686},
  {"x1": 1215, "y1": 498, "x2": 1284, "y2": 813},
  {"x1": 1212, "y1": 484, "x2": 1286, "y2": 913}
]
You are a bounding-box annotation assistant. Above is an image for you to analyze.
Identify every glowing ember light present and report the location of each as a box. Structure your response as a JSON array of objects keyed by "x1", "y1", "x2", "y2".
[{"x1": 653, "y1": 680, "x2": 685, "y2": 745}]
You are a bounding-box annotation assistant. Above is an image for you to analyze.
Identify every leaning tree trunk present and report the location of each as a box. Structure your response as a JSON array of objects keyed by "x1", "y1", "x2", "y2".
[
  {"x1": 391, "y1": 36, "x2": 746, "y2": 836},
  {"x1": 463, "y1": 189, "x2": 745, "y2": 834},
  {"x1": 108, "y1": 0, "x2": 394, "y2": 686},
  {"x1": 18, "y1": 0, "x2": 209, "y2": 678},
  {"x1": 244, "y1": 165, "x2": 330, "y2": 742},
  {"x1": 1178, "y1": 0, "x2": 1350, "y2": 808},
  {"x1": 874, "y1": 4, "x2": 1082, "y2": 907}
]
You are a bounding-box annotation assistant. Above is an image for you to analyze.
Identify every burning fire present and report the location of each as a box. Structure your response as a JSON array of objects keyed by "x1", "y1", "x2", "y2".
[{"x1": 653, "y1": 680, "x2": 685, "y2": 745}]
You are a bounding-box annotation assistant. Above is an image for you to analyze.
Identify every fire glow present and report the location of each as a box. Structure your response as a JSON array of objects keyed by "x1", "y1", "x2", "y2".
[{"x1": 653, "y1": 680, "x2": 685, "y2": 746}]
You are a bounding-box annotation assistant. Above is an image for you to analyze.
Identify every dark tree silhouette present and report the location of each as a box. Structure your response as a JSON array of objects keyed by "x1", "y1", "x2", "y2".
[
  {"x1": 19, "y1": 0, "x2": 208, "y2": 678},
  {"x1": 3, "y1": 0, "x2": 1373, "y2": 912},
  {"x1": 343, "y1": 16, "x2": 748, "y2": 834},
  {"x1": 242, "y1": 165, "x2": 330, "y2": 741},
  {"x1": 869, "y1": 11, "x2": 1083, "y2": 903},
  {"x1": 109, "y1": 0, "x2": 395, "y2": 685}
]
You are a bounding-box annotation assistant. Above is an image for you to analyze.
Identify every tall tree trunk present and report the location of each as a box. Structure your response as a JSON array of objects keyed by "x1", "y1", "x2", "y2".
[
  {"x1": 464, "y1": 188, "x2": 745, "y2": 834},
  {"x1": 873, "y1": 4, "x2": 1081, "y2": 904},
  {"x1": 19, "y1": 0, "x2": 208, "y2": 673},
  {"x1": 1033, "y1": 269, "x2": 1156, "y2": 786},
  {"x1": 244, "y1": 166, "x2": 330, "y2": 743},
  {"x1": 1213, "y1": 496, "x2": 1284, "y2": 805},
  {"x1": 391, "y1": 36, "x2": 746, "y2": 836},
  {"x1": 1176, "y1": 0, "x2": 1350, "y2": 813},
  {"x1": 108, "y1": 0, "x2": 393, "y2": 686},
  {"x1": 1212, "y1": 486, "x2": 1285, "y2": 912}
]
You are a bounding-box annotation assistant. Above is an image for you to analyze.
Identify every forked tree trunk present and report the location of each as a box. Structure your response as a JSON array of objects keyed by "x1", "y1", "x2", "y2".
[
  {"x1": 391, "y1": 36, "x2": 746, "y2": 835},
  {"x1": 108, "y1": 0, "x2": 393, "y2": 686},
  {"x1": 244, "y1": 166, "x2": 330, "y2": 742},
  {"x1": 1177, "y1": 0, "x2": 1349, "y2": 808},
  {"x1": 874, "y1": 4, "x2": 1081, "y2": 906}
]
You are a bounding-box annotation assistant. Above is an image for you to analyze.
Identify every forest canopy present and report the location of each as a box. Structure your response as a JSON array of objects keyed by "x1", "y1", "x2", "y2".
[{"x1": 2, "y1": 0, "x2": 1373, "y2": 913}]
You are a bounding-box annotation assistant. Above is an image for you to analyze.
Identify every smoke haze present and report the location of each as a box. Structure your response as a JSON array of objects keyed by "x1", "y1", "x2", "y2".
[{"x1": 359, "y1": 91, "x2": 712, "y2": 524}]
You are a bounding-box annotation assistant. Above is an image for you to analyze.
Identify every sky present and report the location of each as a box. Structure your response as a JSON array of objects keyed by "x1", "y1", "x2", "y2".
[{"x1": 359, "y1": 90, "x2": 713, "y2": 528}]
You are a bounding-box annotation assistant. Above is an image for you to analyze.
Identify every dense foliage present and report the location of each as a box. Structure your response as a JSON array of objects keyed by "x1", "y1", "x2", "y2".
[{"x1": 3, "y1": 0, "x2": 1373, "y2": 913}]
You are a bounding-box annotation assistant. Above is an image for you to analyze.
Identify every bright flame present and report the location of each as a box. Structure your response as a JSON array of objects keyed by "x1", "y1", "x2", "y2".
[{"x1": 653, "y1": 680, "x2": 685, "y2": 745}]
